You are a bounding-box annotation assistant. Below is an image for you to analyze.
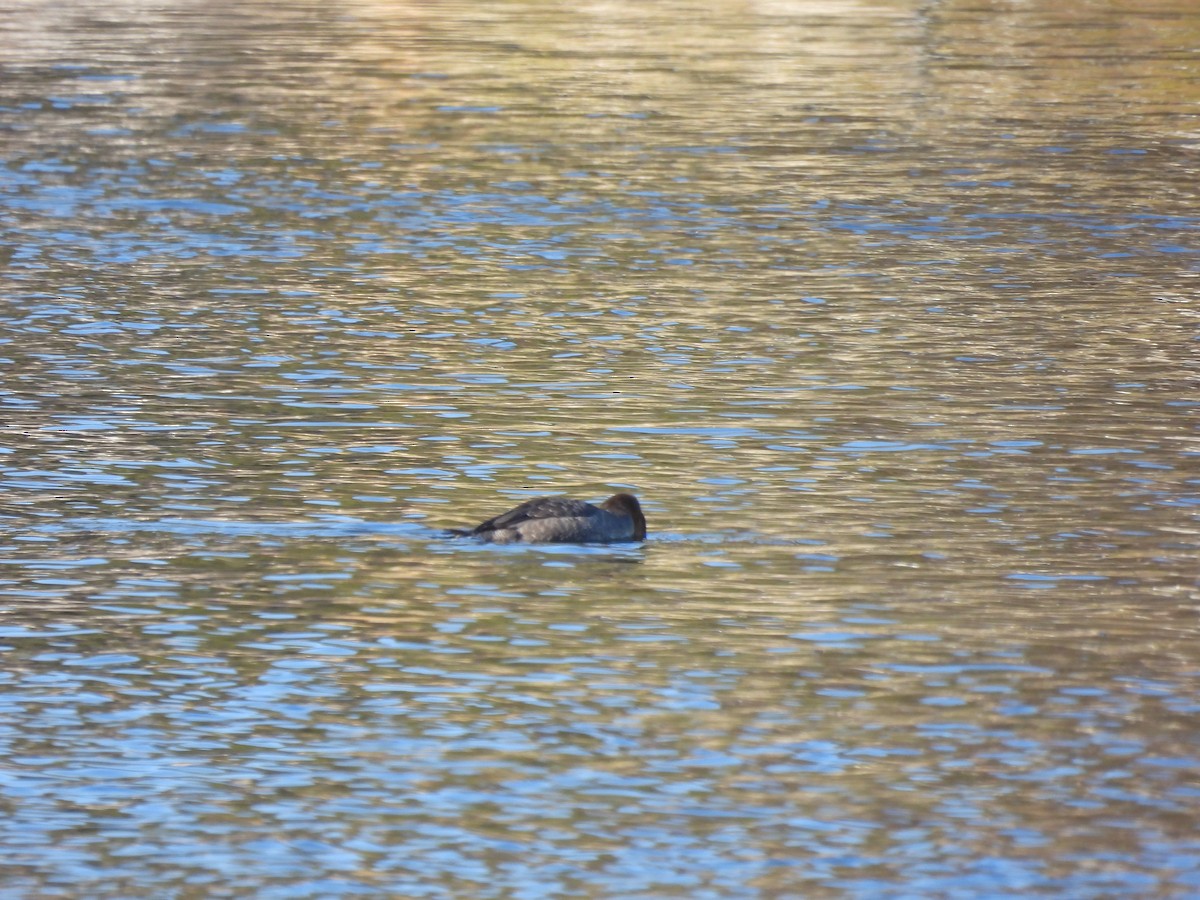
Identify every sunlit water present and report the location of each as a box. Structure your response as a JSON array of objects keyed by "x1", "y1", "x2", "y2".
[{"x1": 2, "y1": 0, "x2": 1199, "y2": 895}]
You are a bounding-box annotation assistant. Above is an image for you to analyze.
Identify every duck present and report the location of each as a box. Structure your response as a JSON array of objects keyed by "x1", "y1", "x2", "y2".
[{"x1": 448, "y1": 492, "x2": 647, "y2": 544}]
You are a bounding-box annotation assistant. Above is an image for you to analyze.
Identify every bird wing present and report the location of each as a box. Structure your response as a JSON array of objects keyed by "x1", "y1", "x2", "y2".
[{"x1": 467, "y1": 497, "x2": 595, "y2": 535}]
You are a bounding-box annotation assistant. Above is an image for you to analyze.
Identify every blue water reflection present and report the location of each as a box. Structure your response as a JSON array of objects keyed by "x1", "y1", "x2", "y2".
[
  {"x1": 3, "y1": 0, "x2": 1200, "y2": 895},
  {"x1": 3, "y1": 571, "x2": 1196, "y2": 896}
]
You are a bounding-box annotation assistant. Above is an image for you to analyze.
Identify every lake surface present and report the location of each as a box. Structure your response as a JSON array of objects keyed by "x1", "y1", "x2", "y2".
[{"x1": 2, "y1": 0, "x2": 1199, "y2": 895}]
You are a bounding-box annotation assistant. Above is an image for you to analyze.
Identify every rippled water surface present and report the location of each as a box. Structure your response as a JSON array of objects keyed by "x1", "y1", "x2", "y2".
[{"x1": 3, "y1": 0, "x2": 1200, "y2": 895}]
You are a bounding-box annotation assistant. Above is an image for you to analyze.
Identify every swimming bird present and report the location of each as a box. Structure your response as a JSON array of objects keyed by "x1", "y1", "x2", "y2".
[{"x1": 448, "y1": 493, "x2": 647, "y2": 544}]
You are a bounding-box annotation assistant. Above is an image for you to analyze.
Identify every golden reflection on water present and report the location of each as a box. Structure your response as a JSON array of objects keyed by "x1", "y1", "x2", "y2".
[{"x1": 2, "y1": 0, "x2": 1199, "y2": 894}]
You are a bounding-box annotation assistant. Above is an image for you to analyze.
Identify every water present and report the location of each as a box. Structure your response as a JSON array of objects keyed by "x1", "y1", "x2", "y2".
[{"x1": 2, "y1": 0, "x2": 1199, "y2": 895}]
